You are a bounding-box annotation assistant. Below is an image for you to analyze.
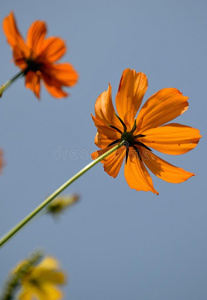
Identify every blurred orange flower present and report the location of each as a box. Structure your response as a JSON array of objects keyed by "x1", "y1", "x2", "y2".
[
  {"x1": 0, "y1": 149, "x2": 3, "y2": 173},
  {"x1": 3, "y1": 12, "x2": 78, "y2": 99},
  {"x1": 91, "y1": 68, "x2": 201, "y2": 194}
]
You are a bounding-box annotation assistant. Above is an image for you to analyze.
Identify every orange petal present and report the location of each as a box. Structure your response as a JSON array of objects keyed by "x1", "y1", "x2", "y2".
[
  {"x1": 94, "y1": 133, "x2": 110, "y2": 148},
  {"x1": 12, "y1": 45, "x2": 28, "y2": 69},
  {"x1": 141, "y1": 123, "x2": 202, "y2": 155},
  {"x1": 115, "y1": 69, "x2": 148, "y2": 127},
  {"x1": 0, "y1": 149, "x2": 4, "y2": 174},
  {"x1": 26, "y1": 20, "x2": 47, "y2": 55},
  {"x1": 3, "y1": 12, "x2": 29, "y2": 57},
  {"x1": 94, "y1": 84, "x2": 121, "y2": 129},
  {"x1": 46, "y1": 63, "x2": 79, "y2": 86},
  {"x1": 91, "y1": 115, "x2": 120, "y2": 143},
  {"x1": 41, "y1": 37, "x2": 66, "y2": 62},
  {"x1": 92, "y1": 146, "x2": 126, "y2": 178},
  {"x1": 124, "y1": 148, "x2": 158, "y2": 194},
  {"x1": 102, "y1": 146, "x2": 125, "y2": 178},
  {"x1": 94, "y1": 132, "x2": 110, "y2": 148},
  {"x1": 42, "y1": 78, "x2": 67, "y2": 98},
  {"x1": 137, "y1": 88, "x2": 189, "y2": 132},
  {"x1": 94, "y1": 132, "x2": 120, "y2": 148},
  {"x1": 41, "y1": 64, "x2": 78, "y2": 98},
  {"x1": 3, "y1": 12, "x2": 24, "y2": 47},
  {"x1": 143, "y1": 152, "x2": 194, "y2": 183},
  {"x1": 91, "y1": 146, "x2": 125, "y2": 178},
  {"x1": 91, "y1": 114, "x2": 115, "y2": 134},
  {"x1": 25, "y1": 71, "x2": 41, "y2": 98},
  {"x1": 91, "y1": 146, "x2": 115, "y2": 160}
]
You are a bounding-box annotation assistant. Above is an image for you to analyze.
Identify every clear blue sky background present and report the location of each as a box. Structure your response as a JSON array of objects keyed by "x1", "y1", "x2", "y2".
[{"x1": 0, "y1": 0, "x2": 206, "y2": 299}]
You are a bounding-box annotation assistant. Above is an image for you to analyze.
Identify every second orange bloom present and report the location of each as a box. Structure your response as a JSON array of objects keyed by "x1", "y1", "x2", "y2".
[{"x1": 3, "y1": 12, "x2": 78, "y2": 99}]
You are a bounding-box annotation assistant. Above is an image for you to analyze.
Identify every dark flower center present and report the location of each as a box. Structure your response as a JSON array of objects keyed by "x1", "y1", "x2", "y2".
[
  {"x1": 107, "y1": 114, "x2": 151, "y2": 163},
  {"x1": 29, "y1": 277, "x2": 41, "y2": 287},
  {"x1": 121, "y1": 131, "x2": 135, "y2": 146},
  {"x1": 25, "y1": 58, "x2": 43, "y2": 73}
]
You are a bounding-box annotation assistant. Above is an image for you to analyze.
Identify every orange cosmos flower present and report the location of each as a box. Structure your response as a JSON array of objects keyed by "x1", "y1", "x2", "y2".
[
  {"x1": 91, "y1": 68, "x2": 201, "y2": 194},
  {"x1": 0, "y1": 149, "x2": 3, "y2": 173},
  {"x1": 2, "y1": 12, "x2": 78, "y2": 98}
]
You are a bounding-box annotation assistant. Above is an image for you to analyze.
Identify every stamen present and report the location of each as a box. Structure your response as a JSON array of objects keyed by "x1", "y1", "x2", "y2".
[
  {"x1": 133, "y1": 146, "x2": 142, "y2": 161},
  {"x1": 125, "y1": 146, "x2": 129, "y2": 163},
  {"x1": 107, "y1": 139, "x2": 122, "y2": 147},
  {"x1": 115, "y1": 113, "x2": 127, "y2": 132},
  {"x1": 109, "y1": 125, "x2": 122, "y2": 134},
  {"x1": 134, "y1": 141, "x2": 152, "y2": 152},
  {"x1": 130, "y1": 120, "x2": 137, "y2": 133},
  {"x1": 134, "y1": 134, "x2": 146, "y2": 138}
]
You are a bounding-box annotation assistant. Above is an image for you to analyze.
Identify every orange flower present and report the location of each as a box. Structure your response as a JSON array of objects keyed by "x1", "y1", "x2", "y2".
[
  {"x1": 3, "y1": 12, "x2": 78, "y2": 98},
  {"x1": 91, "y1": 69, "x2": 201, "y2": 194},
  {"x1": 0, "y1": 149, "x2": 3, "y2": 173}
]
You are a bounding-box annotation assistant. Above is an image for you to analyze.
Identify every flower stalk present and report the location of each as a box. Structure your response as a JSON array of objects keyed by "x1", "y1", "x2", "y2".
[
  {"x1": 0, "y1": 70, "x2": 26, "y2": 97},
  {"x1": 0, "y1": 142, "x2": 124, "y2": 248}
]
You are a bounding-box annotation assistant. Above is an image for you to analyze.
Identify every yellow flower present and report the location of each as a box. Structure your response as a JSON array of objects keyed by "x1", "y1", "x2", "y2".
[
  {"x1": 16, "y1": 256, "x2": 66, "y2": 300},
  {"x1": 91, "y1": 68, "x2": 201, "y2": 194},
  {"x1": 47, "y1": 194, "x2": 79, "y2": 216}
]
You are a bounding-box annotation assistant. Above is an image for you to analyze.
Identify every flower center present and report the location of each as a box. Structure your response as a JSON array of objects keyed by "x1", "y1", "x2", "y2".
[
  {"x1": 25, "y1": 58, "x2": 42, "y2": 72},
  {"x1": 107, "y1": 114, "x2": 152, "y2": 163},
  {"x1": 29, "y1": 277, "x2": 41, "y2": 287},
  {"x1": 121, "y1": 131, "x2": 135, "y2": 146}
]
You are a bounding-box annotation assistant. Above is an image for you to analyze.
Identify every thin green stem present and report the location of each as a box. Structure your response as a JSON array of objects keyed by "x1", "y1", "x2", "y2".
[
  {"x1": 0, "y1": 142, "x2": 124, "y2": 248},
  {"x1": 0, "y1": 69, "x2": 27, "y2": 97}
]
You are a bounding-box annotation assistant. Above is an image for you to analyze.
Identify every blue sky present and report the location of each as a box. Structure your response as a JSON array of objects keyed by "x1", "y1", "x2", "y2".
[{"x1": 0, "y1": 1, "x2": 206, "y2": 299}]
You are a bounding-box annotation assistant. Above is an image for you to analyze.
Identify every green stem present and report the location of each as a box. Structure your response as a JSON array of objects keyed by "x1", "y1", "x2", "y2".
[
  {"x1": 0, "y1": 69, "x2": 27, "y2": 97},
  {"x1": 0, "y1": 142, "x2": 124, "y2": 248}
]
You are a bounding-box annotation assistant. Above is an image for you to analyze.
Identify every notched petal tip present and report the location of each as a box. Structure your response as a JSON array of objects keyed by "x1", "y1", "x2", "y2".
[
  {"x1": 180, "y1": 102, "x2": 189, "y2": 115},
  {"x1": 144, "y1": 152, "x2": 195, "y2": 184},
  {"x1": 116, "y1": 68, "x2": 148, "y2": 126},
  {"x1": 141, "y1": 124, "x2": 202, "y2": 155},
  {"x1": 124, "y1": 150, "x2": 158, "y2": 194}
]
